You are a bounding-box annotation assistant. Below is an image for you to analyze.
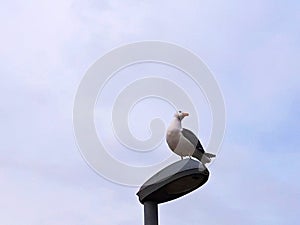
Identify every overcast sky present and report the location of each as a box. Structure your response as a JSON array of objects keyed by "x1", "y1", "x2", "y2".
[{"x1": 1, "y1": 1, "x2": 299, "y2": 224}]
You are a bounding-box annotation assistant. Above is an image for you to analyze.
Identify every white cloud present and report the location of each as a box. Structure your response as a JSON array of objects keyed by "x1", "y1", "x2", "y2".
[{"x1": 1, "y1": 0, "x2": 299, "y2": 224}]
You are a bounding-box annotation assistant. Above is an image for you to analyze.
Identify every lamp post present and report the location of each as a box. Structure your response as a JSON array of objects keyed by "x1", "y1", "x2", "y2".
[{"x1": 137, "y1": 158, "x2": 210, "y2": 225}]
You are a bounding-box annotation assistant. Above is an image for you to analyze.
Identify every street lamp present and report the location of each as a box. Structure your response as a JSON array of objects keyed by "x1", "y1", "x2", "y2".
[{"x1": 137, "y1": 158, "x2": 210, "y2": 225}]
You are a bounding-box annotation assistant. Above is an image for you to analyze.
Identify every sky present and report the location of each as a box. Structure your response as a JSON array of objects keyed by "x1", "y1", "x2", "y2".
[{"x1": 1, "y1": 0, "x2": 299, "y2": 224}]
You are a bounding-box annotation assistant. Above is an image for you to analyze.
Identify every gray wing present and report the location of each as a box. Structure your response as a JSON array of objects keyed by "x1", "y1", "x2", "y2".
[{"x1": 181, "y1": 128, "x2": 205, "y2": 154}]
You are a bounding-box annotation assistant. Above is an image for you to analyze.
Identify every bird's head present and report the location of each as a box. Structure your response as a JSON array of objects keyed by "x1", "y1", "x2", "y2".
[{"x1": 174, "y1": 110, "x2": 189, "y2": 121}]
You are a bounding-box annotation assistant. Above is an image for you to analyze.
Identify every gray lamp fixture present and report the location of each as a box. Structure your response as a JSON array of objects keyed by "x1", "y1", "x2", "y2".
[{"x1": 137, "y1": 159, "x2": 210, "y2": 225}]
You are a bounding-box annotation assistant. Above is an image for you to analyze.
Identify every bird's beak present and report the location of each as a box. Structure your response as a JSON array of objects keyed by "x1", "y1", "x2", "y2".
[{"x1": 182, "y1": 112, "x2": 189, "y2": 117}]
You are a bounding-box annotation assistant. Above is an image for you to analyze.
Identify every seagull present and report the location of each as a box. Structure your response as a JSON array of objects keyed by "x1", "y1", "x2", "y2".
[{"x1": 166, "y1": 111, "x2": 216, "y2": 164}]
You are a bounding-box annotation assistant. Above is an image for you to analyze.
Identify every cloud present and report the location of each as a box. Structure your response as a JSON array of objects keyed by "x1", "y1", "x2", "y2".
[
  {"x1": 1, "y1": 0, "x2": 299, "y2": 224},
  {"x1": 1, "y1": 152, "x2": 145, "y2": 225}
]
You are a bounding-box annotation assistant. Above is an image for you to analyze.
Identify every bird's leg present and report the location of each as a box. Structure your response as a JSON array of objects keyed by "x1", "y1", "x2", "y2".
[
  {"x1": 181, "y1": 156, "x2": 183, "y2": 160},
  {"x1": 188, "y1": 155, "x2": 191, "y2": 159}
]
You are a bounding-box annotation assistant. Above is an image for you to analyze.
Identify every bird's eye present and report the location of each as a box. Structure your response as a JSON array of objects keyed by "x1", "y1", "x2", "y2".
[{"x1": 178, "y1": 110, "x2": 182, "y2": 113}]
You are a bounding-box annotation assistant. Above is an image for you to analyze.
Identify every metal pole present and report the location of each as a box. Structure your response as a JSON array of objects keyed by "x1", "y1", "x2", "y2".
[{"x1": 144, "y1": 201, "x2": 158, "y2": 225}]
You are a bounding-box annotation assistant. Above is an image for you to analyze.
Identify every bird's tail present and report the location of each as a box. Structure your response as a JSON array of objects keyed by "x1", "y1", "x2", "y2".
[
  {"x1": 193, "y1": 152, "x2": 216, "y2": 164},
  {"x1": 204, "y1": 152, "x2": 216, "y2": 158}
]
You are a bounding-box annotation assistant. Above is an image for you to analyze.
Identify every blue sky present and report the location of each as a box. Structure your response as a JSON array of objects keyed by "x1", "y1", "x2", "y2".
[{"x1": 1, "y1": 0, "x2": 299, "y2": 224}]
